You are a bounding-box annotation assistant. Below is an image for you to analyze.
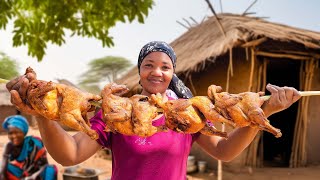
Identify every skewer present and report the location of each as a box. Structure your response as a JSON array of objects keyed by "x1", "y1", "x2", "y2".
[
  {"x1": 261, "y1": 91, "x2": 320, "y2": 101},
  {"x1": 2, "y1": 78, "x2": 320, "y2": 105}
]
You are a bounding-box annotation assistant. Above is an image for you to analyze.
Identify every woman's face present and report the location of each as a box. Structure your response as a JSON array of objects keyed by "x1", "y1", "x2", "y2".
[
  {"x1": 139, "y1": 51, "x2": 174, "y2": 96},
  {"x1": 8, "y1": 127, "x2": 25, "y2": 146}
]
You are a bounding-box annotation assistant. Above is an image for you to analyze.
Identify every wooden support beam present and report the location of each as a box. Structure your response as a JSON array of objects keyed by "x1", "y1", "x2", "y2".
[
  {"x1": 255, "y1": 51, "x2": 311, "y2": 60},
  {"x1": 270, "y1": 50, "x2": 320, "y2": 59},
  {"x1": 241, "y1": 37, "x2": 268, "y2": 48}
]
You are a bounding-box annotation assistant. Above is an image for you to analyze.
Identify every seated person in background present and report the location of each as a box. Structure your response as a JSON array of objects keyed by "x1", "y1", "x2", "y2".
[{"x1": 0, "y1": 115, "x2": 57, "y2": 180}]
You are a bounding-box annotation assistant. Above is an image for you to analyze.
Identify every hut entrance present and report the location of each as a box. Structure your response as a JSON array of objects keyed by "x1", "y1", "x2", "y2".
[{"x1": 263, "y1": 58, "x2": 300, "y2": 167}]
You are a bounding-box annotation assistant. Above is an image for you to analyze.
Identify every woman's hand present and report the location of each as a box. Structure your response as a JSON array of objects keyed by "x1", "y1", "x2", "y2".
[
  {"x1": 261, "y1": 84, "x2": 301, "y2": 117},
  {"x1": 6, "y1": 72, "x2": 39, "y2": 116}
]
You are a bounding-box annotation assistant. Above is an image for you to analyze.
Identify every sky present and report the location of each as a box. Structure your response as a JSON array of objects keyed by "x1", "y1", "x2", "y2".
[{"x1": 0, "y1": 0, "x2": 320, "y2": 84}]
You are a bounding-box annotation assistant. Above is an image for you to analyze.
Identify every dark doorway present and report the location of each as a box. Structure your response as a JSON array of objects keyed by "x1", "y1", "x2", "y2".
[{"x1": 263, "y1": 58, "x2": 300, "y2": 167}]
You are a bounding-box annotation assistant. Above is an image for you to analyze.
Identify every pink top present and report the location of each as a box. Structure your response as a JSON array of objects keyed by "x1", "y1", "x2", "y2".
[{"x1": 90, "y1": 109, "x2": 200, "y2": 180}]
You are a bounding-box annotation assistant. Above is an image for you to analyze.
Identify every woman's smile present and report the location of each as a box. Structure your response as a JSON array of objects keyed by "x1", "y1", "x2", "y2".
[{"x1": 148, "y1": 78, "x2": 163, "y2": 84}]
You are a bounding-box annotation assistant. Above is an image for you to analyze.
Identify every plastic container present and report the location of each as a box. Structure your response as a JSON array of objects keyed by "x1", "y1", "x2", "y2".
[
  {"x1": 187, "y1": 156, "x2": 196, "y2": 166},
  {"x1": 197, "y1": 161, "x2": 207, "y2": 173}
]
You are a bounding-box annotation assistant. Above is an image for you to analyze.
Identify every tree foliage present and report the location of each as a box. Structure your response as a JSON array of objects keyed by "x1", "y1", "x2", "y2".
[
  {"x1": 0, "y1": 0, "x2": 153, "y2": 61},
  {"x1": 0, "y1": 52, "x2": 19, "y2": 79},
  {"x1": 78, "y1": 56, "x2": 132, "y2": 92}
]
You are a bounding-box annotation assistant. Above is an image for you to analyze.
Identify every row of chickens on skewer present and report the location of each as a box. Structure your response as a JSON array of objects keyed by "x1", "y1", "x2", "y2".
[{"x1": 21, "y1": 67, "x2": 282, "y2": 140}]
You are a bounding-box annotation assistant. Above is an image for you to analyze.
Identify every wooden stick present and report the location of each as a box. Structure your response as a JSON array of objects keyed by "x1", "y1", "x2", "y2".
[
  {"x1": 204, "y1": 0, "x2": 226, "y2": 37},
  {"x1": 0, "y1": 78, "x2": 9, "y2": 83},
  {"x1": 241, "y1": 37, "x2": 267, "y2": 48},
  {"x1": 261, "y1": 91, "x2": 320, "y2": 101},
  {"x1": 255, "y1": 51, "x2": 310, "y2": 60}
]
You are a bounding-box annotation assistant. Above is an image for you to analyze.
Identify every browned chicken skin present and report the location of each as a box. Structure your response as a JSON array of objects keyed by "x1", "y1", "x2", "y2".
[
  {"x1": 101, "y1": 83, "x2": 166, "y2": 137},
  {"x1": 22, "y1": 67, "x2": 281, "y2": 138},
  {"x1": 208, "y1": 85, "x2": 282, "y2": 138},
  {"x1": 131, "y1": 95, "x2": 167, "y2": 136},
  {"x1": 151, "y1": 93, "x2": 228, "y2": 138},
  {"x1": 25, "y1": 68, "x2": 101, "y2": 140}
]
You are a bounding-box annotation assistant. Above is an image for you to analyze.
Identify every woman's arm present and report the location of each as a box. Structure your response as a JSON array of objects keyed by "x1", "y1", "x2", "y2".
[
  {"x1": 35, "y1": 117, "x2": 101, "y2": 166},
  {"x1": 196, "y1": 84, "x2": 301, "y2": 162}
]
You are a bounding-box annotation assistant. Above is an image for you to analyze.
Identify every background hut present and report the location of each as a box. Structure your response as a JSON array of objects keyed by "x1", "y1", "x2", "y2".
[
  {"x1": 117, "y1": 13, "x2": 320, "y2": 169},
  {"x1": 0, "y1": 84, "x2": 34, "y2": 132}
]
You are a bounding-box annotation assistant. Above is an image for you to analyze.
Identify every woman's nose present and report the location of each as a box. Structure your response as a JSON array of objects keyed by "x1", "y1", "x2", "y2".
[{"x1": 151, "y1": 67, "x2": 162, "y2": 76}]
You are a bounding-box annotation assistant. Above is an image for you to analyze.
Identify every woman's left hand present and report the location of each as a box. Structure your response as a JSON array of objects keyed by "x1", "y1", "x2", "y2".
[{"x1": 261, "y1": 84, "x2": 301, "y2": 117}]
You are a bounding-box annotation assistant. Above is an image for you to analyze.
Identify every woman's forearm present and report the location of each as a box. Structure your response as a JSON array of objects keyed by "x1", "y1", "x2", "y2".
[
  {"x1": 197, "y1": 126, "x2": 260, "y2": 162},
  {"x1": 36, "y1": 116, "x2": 101, "y2": 166},
  {"x1": 36, "y1": 116, "x2": 80, "y2": 164},
  {"x1": 216, "y1": 126, "x2": 259, "y2": 161}
]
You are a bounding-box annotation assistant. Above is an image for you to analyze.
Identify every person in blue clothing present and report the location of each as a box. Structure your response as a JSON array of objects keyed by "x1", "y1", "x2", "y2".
[{"x1": 0, "y1": 115, "x2": 57, "y2": 180}]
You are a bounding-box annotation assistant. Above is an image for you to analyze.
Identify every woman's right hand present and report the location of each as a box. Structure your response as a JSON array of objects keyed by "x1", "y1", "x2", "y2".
[{"x1": 6, "y1": 72, "x2": 39, "y2": 116}]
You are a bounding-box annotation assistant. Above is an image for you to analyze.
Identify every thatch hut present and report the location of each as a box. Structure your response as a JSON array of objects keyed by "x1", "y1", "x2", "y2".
[
  {"x1": 117, "y1": 13, "x2": 320, "y2": 168},
  {"x1": 0, "y1": 84, "x2": 34, "y2": 132}
]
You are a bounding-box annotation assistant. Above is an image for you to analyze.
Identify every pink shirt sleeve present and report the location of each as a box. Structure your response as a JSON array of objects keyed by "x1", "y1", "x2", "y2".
[{"x1": 90, "y1": 110, "x2": 112, "y2": 148}]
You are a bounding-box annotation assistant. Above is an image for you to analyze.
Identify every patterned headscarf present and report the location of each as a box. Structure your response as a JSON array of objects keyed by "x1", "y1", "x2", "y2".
[
  {"x1": 137, "y1": 41, "x2": 193, "y2": 99},
  {"x1": 2, "y1": 115, "x2": 29, "y2": 135}
]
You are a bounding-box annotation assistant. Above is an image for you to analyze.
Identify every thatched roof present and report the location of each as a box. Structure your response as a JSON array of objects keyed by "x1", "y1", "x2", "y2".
[
  {"x1": 117, "y1": 13, "x2": 320, "y2": 91},
  {"x1": 0, "y1": 84, "x2": 12, "y2": 106}
]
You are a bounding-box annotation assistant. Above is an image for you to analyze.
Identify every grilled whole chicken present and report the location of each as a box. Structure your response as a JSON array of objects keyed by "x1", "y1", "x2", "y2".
[
  {"x1": 101, "y1": 83, "x2": 166, "y2": 137},
  {"x1": 25, "y1": 68, "x2": 101, "y2": 140},
  {"x1": 151, "y1": 93, "x2": 228, "y2": 138},
  {"x1": 208, "y1": 85, "x2": 282, "y2": 138}
]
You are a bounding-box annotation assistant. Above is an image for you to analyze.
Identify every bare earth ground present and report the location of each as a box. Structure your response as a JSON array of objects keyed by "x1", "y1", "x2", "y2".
[{"x1": 1, "y1": 128, "x2": 320, "y2": 180}]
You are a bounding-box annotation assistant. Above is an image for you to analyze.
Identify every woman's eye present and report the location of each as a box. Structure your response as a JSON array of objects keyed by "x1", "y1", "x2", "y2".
[
  {"x1": 162, "y1": 66, "x2": 170, "y2": 70},
  {"x1": 144, "y1": 64, "x2": 152, "y2": 67}
]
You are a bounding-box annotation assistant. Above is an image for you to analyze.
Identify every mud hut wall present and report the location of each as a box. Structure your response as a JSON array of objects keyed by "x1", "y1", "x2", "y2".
[
  {"x1": 0, "y1": 106, "x2": 17, "y2": 132},
  {"x1": 188, "y1": 52, "x2": 258, "y2": 169},
  {"x1": 0, "y1": 106, "x2": 34, "y2": 133},
  {"x1": 306, "y1": 67, "x2": 320, "y2": 163},
  {"x1": 185, "y1": 50, "x2": 255, "y2": 96}
]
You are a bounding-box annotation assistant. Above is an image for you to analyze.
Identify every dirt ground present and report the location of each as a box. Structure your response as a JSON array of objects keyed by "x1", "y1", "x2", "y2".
[{"x1": 1, "y1": 128, "x2": 320, "y2": 180}]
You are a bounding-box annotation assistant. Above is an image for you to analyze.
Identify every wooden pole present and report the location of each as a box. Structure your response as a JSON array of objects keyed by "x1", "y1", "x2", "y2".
[
  {"x1": 248, "y1": 48, "x2": 255, "y2": 91},
  {"x1": 188, "y1": 75, "x2": 197, "y2": 95},
  {"x1": 204, "y1": 0, "x2": 226, "y2": 37},
  {"x1": 255, "y1": 51, "x2": 310, "y2": 60}
]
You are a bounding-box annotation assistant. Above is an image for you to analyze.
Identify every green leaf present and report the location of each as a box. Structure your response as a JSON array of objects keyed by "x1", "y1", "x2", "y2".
[{"x1": 0, "y1": 0, "x2": 154, "y2": 61}]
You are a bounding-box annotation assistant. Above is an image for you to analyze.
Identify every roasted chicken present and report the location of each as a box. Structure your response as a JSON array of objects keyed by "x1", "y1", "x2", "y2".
[
  {"x1": 25, "y1": 68, "x2": 101, "y2": 140},
  {"x1": 101, "y1": 83, "x2": 166, "y2": 137},
  {"x1": 208, "y1": 85, "x2": 282, "y2": 138},
  {"x1": 151, "y1": 93, "x2": 228, "y2": 138}
]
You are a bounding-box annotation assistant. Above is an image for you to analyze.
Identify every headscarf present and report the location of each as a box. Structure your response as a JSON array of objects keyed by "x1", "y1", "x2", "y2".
[
  {"x1": 137, "y1": 41, "x2": 193, "y2": 99},
  {"x1": 2, "y1": 115, "x2": 29, "y2": 135}
]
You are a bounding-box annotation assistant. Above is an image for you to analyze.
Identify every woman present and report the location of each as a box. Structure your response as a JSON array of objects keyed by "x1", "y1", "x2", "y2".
[
  {"x1": 0, "y1": 115, "x2": 57, "y2": 180},
  {"x1": 6, "y1": 41, "x2": 301, "y2": 180}
]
